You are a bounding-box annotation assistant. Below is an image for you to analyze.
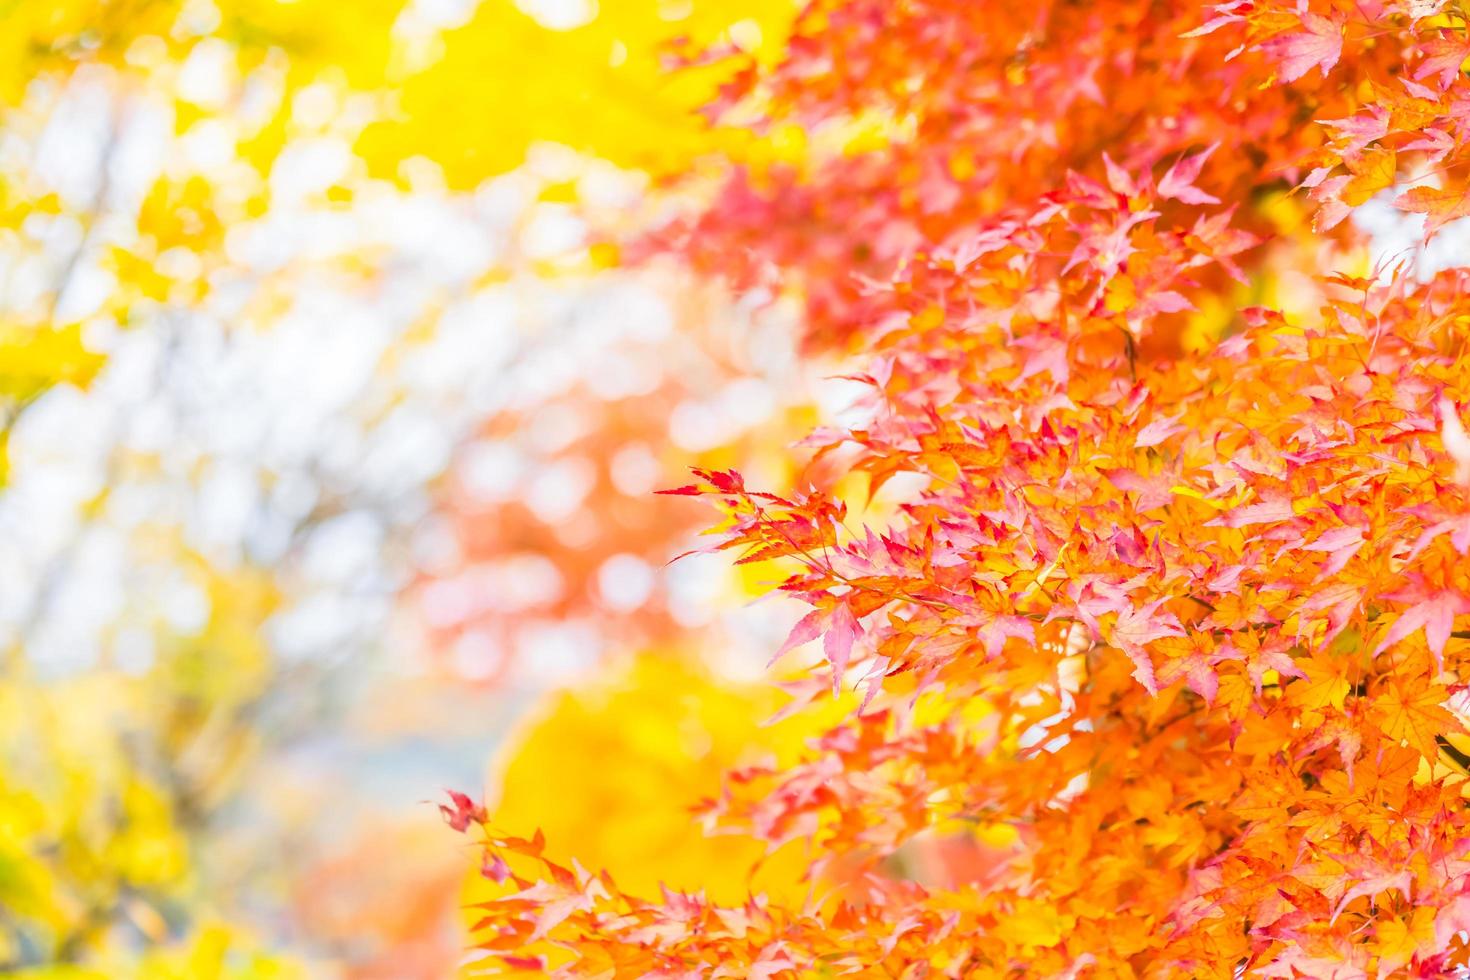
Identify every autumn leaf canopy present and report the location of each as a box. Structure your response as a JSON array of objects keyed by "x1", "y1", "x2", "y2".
[{"x1": 455, "y1": 1, "x2": 1470, "y2": 977}]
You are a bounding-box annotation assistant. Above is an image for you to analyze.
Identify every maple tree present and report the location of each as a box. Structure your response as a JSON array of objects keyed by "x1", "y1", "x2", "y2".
[{"x1": 454, "y1": 1, "x2": 1470, "y2": 977}]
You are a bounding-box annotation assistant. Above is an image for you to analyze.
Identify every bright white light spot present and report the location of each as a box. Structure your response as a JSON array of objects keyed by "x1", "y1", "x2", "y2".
[
  {"x1": 521, "y1": 204, "x2": 586, "y2": 260},
  {"x1": 178, "y1": 38, "x2": 234, "y2": 108},
  {"x1": 516, "y1": 0, "x2": 598, "y2": 31},
  {"x1": 669, "y1": 399, "x2": 733, "y2": 452},
  {"x1": 113, "y1": 627, "x2": 156, "y2": 675},
  {"x1": 180, "y1": 118, "x2": 235, "y2": 172},
  {"x1": 163, "y1": 581, "x2": 211, "y2": 634},
  {"x1": 578, "y1": 158, "x2": 642, "y2": 209},
  {"x1": 403, "y1": 0, "x2": 477, "y2": 31},
  {"x1": 554, "y1": 513, "x2": 598, "y2": 550},
  {"x1": 586, "y1": 349, "x2": 661, "y2": 400},
  {"x1": 612, "y1": 285, "x2": 674, "y2": 341},
  {"x1": 729, "y1": 19, "x2": 763, "y2": 52},
  {"x1": 719, "y1": 377, "x2": 776, "y2": 428},
  {"x1": 524, "y1": 456, "x2": 596, "y2": 524},
  {"x1": 510, "y1": 621, "x2": 597, "y2": 683},
  {"x1": 460, "y1": 442, "x2": 523, "y2": 503},
  {"x1": 596, "y1": 553, "x2": 654, "y2": 611},
  {"x1": 270, "y1": 137, "x2": 352, "y2": 202},
  {"x1": 411, "y1": 518, "x2": 462, "y2": 576},
  {"x1": 526, "y1": 404, "x2": 587, "y2": 453},
  {"x1": 421, "y1": 577, "x2": 476, "y2": 628},
  {"x1": 156, "y1": 247, "x2": 203, "y2": 283},
  {"x1": 609, "y1": 442, "x2": 660, "y2": 496},
  {"x1": 451, "y1": 629, "x2": 504, "y2": 680},
  {"x1": 666, "y1": 552, "x2": 723, "y2": 628},
  {"x1": 1356, "y1": 183, "x2": 1470, "y2": 281},
  {"x1": 489, "y1": 554, "x2": 564, "y2": 610},
  {"x1": 180, "y1": 0, "x2": 223, "y2": 34},
  {"x1": 291, "y1": 83, "x2": 338, "y2": 131},
  {"x1": 301, "y1": 512, "x2": 382, "y2": 584}
]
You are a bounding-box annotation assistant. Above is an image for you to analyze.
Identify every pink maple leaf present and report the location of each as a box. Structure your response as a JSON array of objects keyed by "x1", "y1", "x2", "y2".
[
  {"x1": 1157, "y1": 143, "x2": 1221, "y2": 205},
  {"x1": 1109, "y1": 598, "x2": 1186, "y2": 695},
  {"x1": 1205, "y1": 497, "x2": 1297, "y2": 528},
  {"x1": 1262, "y1": 12, "x2": 1344, "y2": 83},
  {"x1": 824, "y1": 601, "x2": 862, "y2": 695},
  {"x1": 1376, "y1": 578, "x2": 1470, "y2": 672},
  {"x1": 1416, "y1": 30, "x2": 1470, "y2": 91}
]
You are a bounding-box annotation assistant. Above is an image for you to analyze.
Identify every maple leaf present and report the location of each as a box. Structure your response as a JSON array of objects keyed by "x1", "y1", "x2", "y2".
[
  {"x1": 1307, "y1": 174, "x2": 1353, "y2": 232},
  {"x1": 1410, "y1": 512, "x2": 1470, "y2": 558},
  {"x1": 1183, "y1": 0, "x2": 1251, "y2": 38},
  {"x1": 1134, "y1": 413, "x2": 1185, "y2": 449},
  {"x1": 1288, "y1": 650, "x2": 1351, "y2": 712},
  {"x1": 481, "y1": 850, "x2": 511, "y2": 884},
  {"x1": 1319, "y1": 106, "x2": 1390, "y2": 161},
  {"x1": 1261, "y1": 12, "x2": 1344, "y2": 83},
  {"x1": 500, "y1": 955, "x2": 545, "y2": 971},
  {"x1": 1374, "y1": 908, "x2": 1435, "y2": 976},
  {"x1": 770, "y1": 609, "x2": 826, "y2": 668},
  {"x1": 1402, "y1": 126, "x2": 1455, "y2": 165},
  {"x1": 1157, "y1": 649, "x2": 1220, "y2": 703},
  {"x1": 975, "y1": 613, "x2": 1036, "y2": 659},
  {"x1": 1301, "y1": 525, "x2": 1365, "y2": 578},
  {"x1": 1205, "y1": 497, "x2": 1296, "y2": 528},
  {"x1": 1332, "y1": 869, "x2": 1413, "y2": 923},
  {"x1": 1394, "y1": 181, "x2": 1470, "y2": 236},
  {"x1": 824, "y1": 601, "x2": 862, "y2": 695},
  {"x1": 439, "y1": 789, "x2": 488, "y2": 832},
  {"x1": 1371, "y1": 681, "x2": 1457, "y2": 760},
  {"x1": 1340, "y1": 147, "x2": 1396, "y2": 207},
  {"x1": 1415, "y1": 30, "x2": 1470, "y2": 91},
  {"x1": 1434, "y1": 894, "x2": 1470, "y2": 949},
  {"x1": 1101, "y1": 152, "x2": 1144, "y2": 199},
  {"x1": 1107, "y1": 599, "x2": 1186, "y2": 695},
  {"x1": 1156, "y1": 144, "x2": 1220, "y2": 205},
  {"x1": 1375, "y1": 577, "x2": 1470, "y2": 672},
  {"x1": 1298, "y1": 717, "x2": 1363, "y2": 784}
]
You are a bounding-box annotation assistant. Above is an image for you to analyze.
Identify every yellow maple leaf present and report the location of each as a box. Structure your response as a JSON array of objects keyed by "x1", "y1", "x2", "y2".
[{"x1": 1373, "y1": 681, "x2": 1456, "y2": 761}]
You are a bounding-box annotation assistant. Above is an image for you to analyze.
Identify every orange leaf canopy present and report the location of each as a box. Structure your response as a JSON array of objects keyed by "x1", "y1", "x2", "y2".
[{"x1": 457, "y1": 0, "x2": 1470, "y2": 976}]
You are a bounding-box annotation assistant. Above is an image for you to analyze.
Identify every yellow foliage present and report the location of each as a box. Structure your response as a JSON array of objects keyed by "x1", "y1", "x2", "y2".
[
  {"x1": 0, "y1": 559, "x2": 285, "y2": 968},
  {"x1": 358, "y1": 0, "x2": 798, "y2": 187},
  {"x1": 0, "y1": 3, "x2": 177, "y2": 101},
  {"x1": 0, "y1": 323, "x2": 104, "y2": 402},
  {"x1": 8, "y1": 922, "x2": 307, "y2": 979},
  {"x1": 0, "y1": 672, "x2": 196, "y2": 961},
  {"x1": 224, "y1": 0, "x2": 406, "y2": 87},
  {"x1": 470, "y1": 651, "x2": 835, "y2": 910}
]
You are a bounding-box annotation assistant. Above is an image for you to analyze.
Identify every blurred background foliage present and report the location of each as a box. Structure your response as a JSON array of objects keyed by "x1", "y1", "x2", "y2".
[{"x1": 0, "y1": 0, "x2": 839, "y2": 976}]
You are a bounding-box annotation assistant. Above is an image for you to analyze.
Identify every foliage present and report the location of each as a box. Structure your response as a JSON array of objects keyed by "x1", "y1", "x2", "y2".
[
  {"x1": 454, "y1": 1, "x2": 1470, "y2": 977},
  {"x1": 0, "y1": 0, "x2": 801, "y2": 974},
  {"x1": 0, "y1": 0, "x2": 434, "y2": 963},
  {"x1": 468, "y1": 652, "x2": 833, "y2": 910},
  {"x1": 6, "y1": 923, "x2": 304, "y2": 980},
  {"x1": 357, "y1": 0, "x2": 798, "y2": 187}
]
